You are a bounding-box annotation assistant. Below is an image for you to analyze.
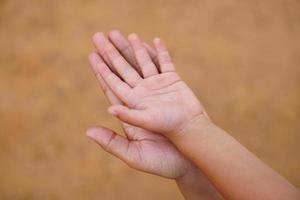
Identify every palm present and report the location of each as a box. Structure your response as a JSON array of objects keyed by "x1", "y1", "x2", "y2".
[
  {"x1": 124, "y1": 72, "x2": 204, "y2": 133},
  {"x1": 121, "y1": 123, "x2": 191, "y2": 178}
]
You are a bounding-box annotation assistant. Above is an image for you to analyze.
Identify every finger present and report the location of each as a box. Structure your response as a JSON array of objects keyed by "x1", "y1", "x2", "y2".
[
  {"x1": 88, "y1": 53, "x2": 145, "y2": 139},
  {"x1": 142, "y1": 42, "x2": 159, "y2": 68},
  {"x1": 128, "y1": 33, "x2": 158, "y2": 78},
  {"x1": 88, "y1": 51, "x2": 123, "y2": 105},
  {"x1": 88, "y1": 54, "x2": 140, "y2": 139},
  {"x1": 88, "y1": 54, "x2": 136, "y2": 136},
  {"x1": 108, "y1": 30, "x2": 142, "y2": 75},
  {"x1": 108, "y1": 105, "x2": 153, "y2": 131},
  {"x1": 91, "y1": 34, "x2": 119, "y2": 75},
  {"x1": 86, "y1": 127, "x2": 138, "y2": 166},
  {"x1": 153, "y1": 37, "x2": 176, "y2": 73},
  {"x1": 98, "y1": 74, "x2": 123, "y2": 106},
  {"x1": 88, "y1": 52, "x2": 133, "y2": 105},
  {"x1": 108, "y1": 30, "x2": 160, "y2": 75},
  {"x1": 96, "y1": 79, "x2": 142, "y2": 139},
  {"x1": 93, "y1": 32, "x2": 142, "y2": 87}
]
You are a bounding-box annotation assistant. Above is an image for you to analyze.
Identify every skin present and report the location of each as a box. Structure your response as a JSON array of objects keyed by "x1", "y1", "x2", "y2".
[
  {"x1": 87, "y1": 30, "x2": 300, "y2": 200},
  {"x1": 90, "y1": 33, "x2": 208, "y2": 135},
  {"x1": 87, "y1": 30, "x2": 222, "y2": 200},
  {"x1": 174, "y1": 118, "x2": 300, "y2": 200}
]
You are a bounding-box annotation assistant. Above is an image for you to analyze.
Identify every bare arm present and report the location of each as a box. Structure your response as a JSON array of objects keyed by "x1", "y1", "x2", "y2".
[
  {"x1": 176, "y1": 164, "x2": 223, "y2": 200},
  {"x1": 172, "y1": 116, "x2": 300, "y2": 200}
]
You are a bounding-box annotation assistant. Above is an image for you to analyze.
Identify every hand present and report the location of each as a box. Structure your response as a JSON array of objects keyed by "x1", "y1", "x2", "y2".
[
  {"x1": 88, "y1": 30, "x2": 221, "y2": 199},
  {"x1": 90, "y1": 31, "x2": 209, "y2": 138},
  {"x1": 88, "y1": 30, "x2": 194, "y2": 178},
  {"x1": 88, "y1": 30, "x2": 299, "y2": 200}
]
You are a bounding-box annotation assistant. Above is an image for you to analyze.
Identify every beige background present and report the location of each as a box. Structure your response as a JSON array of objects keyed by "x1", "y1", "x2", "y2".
[{"x1": 0, "y1": 0, "x2": 299, "y2": 199}]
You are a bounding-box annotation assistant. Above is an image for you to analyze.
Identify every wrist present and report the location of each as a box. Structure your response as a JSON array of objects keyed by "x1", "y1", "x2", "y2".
[
  {"x1": 175, "y1": 161, "x2": 222, "y2": 200},
  {"x1": 175, "y1": 162, "x2": 201, "y2": 183},
  {"x1": 171, "y1": 114, "x2": 216, "y2": 143}
]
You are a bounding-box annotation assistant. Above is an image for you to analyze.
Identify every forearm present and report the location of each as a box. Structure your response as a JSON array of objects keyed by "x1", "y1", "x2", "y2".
[
  {"x1": 172, "y1": 116, "x2": 300, "y2": 200},
  {"x1": 176, "y1": 164, "x2": 223, "y2": 200}
]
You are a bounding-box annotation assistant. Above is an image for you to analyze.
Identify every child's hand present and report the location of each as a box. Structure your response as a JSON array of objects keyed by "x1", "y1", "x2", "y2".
[
  {"x1": 88, "y1": 30, "x2": 194, "y2": 178},
  {"x1": 91, "y1": 32, "x2": 209, "y2": 137}
]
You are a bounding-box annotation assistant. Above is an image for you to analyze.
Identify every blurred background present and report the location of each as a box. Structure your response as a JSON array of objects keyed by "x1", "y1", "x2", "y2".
[{"x1": 0, "y1": 0, "x2": 299, "y2": 199}]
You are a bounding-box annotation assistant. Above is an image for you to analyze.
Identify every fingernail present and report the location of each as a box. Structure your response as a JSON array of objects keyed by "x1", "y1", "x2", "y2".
[{"x1": 93, "y1": 32, "x2": 106, "y2": 44}]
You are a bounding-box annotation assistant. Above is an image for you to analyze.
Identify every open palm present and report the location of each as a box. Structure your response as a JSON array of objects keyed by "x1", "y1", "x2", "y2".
[
  {"x1": 91, "y1": 31, "x2": 208, "y2": 136},
  {"x1": 109, "y1": 71, "x2": 205, "y2": 134}
]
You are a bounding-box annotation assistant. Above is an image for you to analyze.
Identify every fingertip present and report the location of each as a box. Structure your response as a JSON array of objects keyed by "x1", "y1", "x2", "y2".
[
  {"x1": 88, "y1": 52, "x2": 98, "y2": 61},
  {"x1": 92, "y1": 32, "x2": 106, "y2": 44},
  {"x1": 153, "y1": 38, "x2": 161, "y2": 50},
  {"x1": 108, "y1": 106, "x2": 118, "y2": 116},
  {"x1": 109, "y1": 29, "x2": 128, "y2": 48},
  {"x1": 108, "y1": 105, "x2": 129, "y2": 117},
  {"x1": 128, "y1": 33, "x2": 139, "y2": 41},
  {"x1": 92, "y1": 32, "x2": 103, "y2": 40},
  {"x1": 86, "y1": 126, "x2": 115, "y2": 146},
  {"x1": 153, "y1": 37, "x2": 167, "y2": 52},
  {"x1": 88, "y1": 53, "x2": 104, "y2": 74},
  {"x1": 86, "y1": 127, "x2": 98, "y2": 138},
  {"x1": 153, "y1": 37, "x2": 161, "y2": 44},
  {"x1": 109, "y1": 29, "x2": 121, "y2": 38}
]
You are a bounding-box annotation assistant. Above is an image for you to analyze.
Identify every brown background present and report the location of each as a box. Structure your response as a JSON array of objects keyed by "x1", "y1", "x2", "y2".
[{"x1": 0, "y1": 0, "x2": 299, "y2": 199}]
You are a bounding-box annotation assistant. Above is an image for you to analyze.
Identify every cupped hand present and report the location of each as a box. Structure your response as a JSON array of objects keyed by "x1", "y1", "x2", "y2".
[{"x1": 90, "y1": 31, "x2": 209, "y2": 137}]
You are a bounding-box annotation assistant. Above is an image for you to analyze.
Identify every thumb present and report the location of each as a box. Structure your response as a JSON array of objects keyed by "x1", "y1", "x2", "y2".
[
  {"x1": 108, "y1": 105, "x2": 151, "y2": 130},
  {"x1": 86, "y1": 127, "x2": 136, "y2": 166}
]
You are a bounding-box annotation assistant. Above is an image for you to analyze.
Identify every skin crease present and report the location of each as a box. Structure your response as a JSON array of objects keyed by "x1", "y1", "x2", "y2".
[
  {"x1": 87, "y1": 30, "x2": 300, "y2": 200},
  {"x1": 87, "y1": 30, "x2": 222, "y2": 200}
]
